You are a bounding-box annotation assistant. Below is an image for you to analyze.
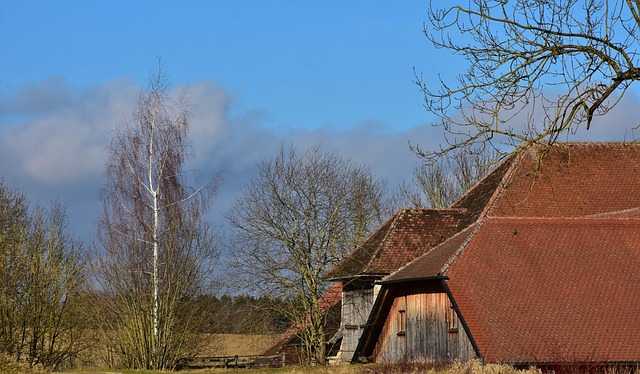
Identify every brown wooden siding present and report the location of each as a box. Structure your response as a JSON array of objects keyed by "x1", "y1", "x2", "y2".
[{"x1": 372, "y1": 283, "x2": 475, "y2": 363}]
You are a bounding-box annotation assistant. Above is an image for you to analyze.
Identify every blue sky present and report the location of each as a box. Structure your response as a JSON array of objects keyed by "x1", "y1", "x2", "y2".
[
  {"x1": 0, "y1": 1, "x2": 636, "y2": 242},
  {"x1": 1, "y1": 1, "x2": 446, "y2": 132}
]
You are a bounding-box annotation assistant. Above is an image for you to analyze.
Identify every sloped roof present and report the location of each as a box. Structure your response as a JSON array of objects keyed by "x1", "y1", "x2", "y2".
[
  {"x1": 357, "y1": 142, "x2": 640, "y2": 364},
  {"x1": 382, "y1": 142, "x2": 640, "y2": 285},
  {"x1": 445, "y1": 217, "x2": 640, "y2": 363},
  {"x1": 382, "y1": 222, "x2": 481, "y2": 283},
  {"x1": 325, "y1": 208, "x2": 469, "y2": 279},
  {"x1": 450, "y1": 153, "x2": 516, "y2": 221},
  {"x1": 490, "y1": 142, "x2": 640, "y2": 217},
  {"x1": 339, "y1": 142, "x2": 640, "y2": 281},
  {"x1": 327, "y1": 156, "x2": 514, "y2": 280}
]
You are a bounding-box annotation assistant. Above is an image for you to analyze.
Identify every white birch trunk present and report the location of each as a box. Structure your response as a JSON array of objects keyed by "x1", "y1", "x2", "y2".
[{"x1": 148, "y1": 97, "x2": 160, "y2": 367}]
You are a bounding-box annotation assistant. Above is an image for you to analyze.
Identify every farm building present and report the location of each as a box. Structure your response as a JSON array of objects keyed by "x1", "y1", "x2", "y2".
[
  {"x1": 352, "y1": 142, "x2": 640, "y2": 366},
  {"x1": 323, "y1": 146, "x2": 514, "y2": 363},
  {"x1": 266, "y1": 142, "x2": 640, "y2": 367}
]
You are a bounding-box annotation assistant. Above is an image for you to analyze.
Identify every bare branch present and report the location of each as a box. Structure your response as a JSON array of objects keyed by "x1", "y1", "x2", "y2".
[
  {"x1": 227, "y1": 143, "x2": 391, "y2": 365},
  {"x1": 416, "y1": 0, "x2": 640, "y2": 161},
  {"x1": 93, "y1": 64, "x2": 221, "y2": 370}
]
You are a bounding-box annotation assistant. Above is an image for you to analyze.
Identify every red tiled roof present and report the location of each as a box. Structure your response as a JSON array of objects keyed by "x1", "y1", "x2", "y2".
[
  {"x1": 339, "y1": 142, "x2": 640, "y2": 281},
  {"x1": 451, "y1": 154, "x2": 516, "y2": 222},
  {"x1": 382, "y1": 222, "x2": 481, "y2": 282},
  {"x1": 327, "y1": 154, "x2": 515, "y2": 280},
  {"x1": 490, "y1": 143, "x2": 640, "y2": 217},
  {"x1": 318, "y1": 281, "x2": 343, "y2": 312},
  {"x1": 445, "y1": 217, "x2": 640, "y2": 363},
  {"x1": 362, "y1": 142, "x2": 640, "y2": 364},
  {"x1": 325, "y1": 208, "x2": 469, "y2": 279}
]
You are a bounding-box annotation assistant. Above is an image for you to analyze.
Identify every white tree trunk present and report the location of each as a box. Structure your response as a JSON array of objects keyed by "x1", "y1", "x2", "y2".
[{"x1": 148, "y1": 98, "x2": 160, "y2": 366}]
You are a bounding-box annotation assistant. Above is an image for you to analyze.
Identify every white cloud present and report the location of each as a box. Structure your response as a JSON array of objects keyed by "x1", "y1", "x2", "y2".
[
  {"x1": 574, "y1": 91, "x2": 640, "y2": 141},
  {"x1": 0, "y1": 77, "x2": 479, "y2": 242},
  {"x1": 0, "y1": 79, "x2": 138, "y2": 185},
  {"x1": 5, "y1": 76, "x2": 638, "y2": 245}
]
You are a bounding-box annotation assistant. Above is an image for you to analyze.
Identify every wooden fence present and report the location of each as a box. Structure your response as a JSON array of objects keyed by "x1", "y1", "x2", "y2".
[{"x1": 178, "y1": 354, "x2": 286, "y2": 369}]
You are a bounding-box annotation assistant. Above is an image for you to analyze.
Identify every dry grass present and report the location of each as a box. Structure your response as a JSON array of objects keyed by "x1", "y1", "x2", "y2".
[
  {"x1": 356, "y1": 360, "x2": 541, "y2": 374},
  {"x1": 200, "y1": 334, "x2": 279, "y2": 357},
  {"x1": 65, "y1": 333, "x2": 279, "y2": 369},
  {"x1": 153, "y1": 361, "x2": 540, "y2": 374},
  {"x1": 0, "y1": 353, "x2": 47, "y2": 374},
  {"x1": 181, "y1": 362, "x2": 640, "y2": 374},
  {"x1": 52, "y1": 361, "x2": 640, "y2": 374}
]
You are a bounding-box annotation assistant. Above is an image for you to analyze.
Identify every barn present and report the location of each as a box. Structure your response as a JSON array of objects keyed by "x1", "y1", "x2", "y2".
[
  {"x1": 323, "y1": 144, "x2": 514, "y2": 363},
  {"x1": 351, "y1": 142, "x2": 640, "y2": 367}
]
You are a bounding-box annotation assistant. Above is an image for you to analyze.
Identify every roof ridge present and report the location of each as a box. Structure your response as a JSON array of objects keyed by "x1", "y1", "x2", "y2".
[
  {"x1": 449, "y1": 154, "x2": 515, "y2": 208},
  {"x1": 395, "y1": 207, "x2": 466, "y2": 213},
  {"x1": 489, "y1": 215, "x2": 640, "y2": 223},
  {"x1": 584, "y1": 206, "x2": 640, "y2": 218},
  {"x1": 552, "y1": 140, "x2": 638, "y2": 146},
  {"x1": 479, "y1": 152, "x2": 521, "y2": 218},
  {"x1": 440, "y1": 217, "x2": 488, "y2": 276}
]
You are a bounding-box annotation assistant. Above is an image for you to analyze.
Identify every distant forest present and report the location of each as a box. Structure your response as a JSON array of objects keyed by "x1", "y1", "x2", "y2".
[{"x1": 197, "y1": 294, "x2": 290, "y2": 335}]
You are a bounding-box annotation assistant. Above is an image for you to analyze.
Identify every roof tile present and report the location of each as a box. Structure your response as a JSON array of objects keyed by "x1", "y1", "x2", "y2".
[
  {"x1": 491, "y1": 143, "x2": 640, "y2": 217},
  {"x1": 382, "y1": 222, "x2": 480, "y2": 282},
  {"x1": 446, "y1": 217, "x2": 640, "y2": 363},
  {"x1": 328, "y1": 155, "x2": 515, "y2": 280},
  {"x1": 326, "y1": 208, "x2": 468, "y2": 279}
]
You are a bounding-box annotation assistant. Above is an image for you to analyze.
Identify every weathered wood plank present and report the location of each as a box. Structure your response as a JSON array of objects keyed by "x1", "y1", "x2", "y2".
[
  {"x1": 341, "y1": 287, "x2": 375, "y2": 361},
  {"x1": 372, "y1": 281, "x2": 476, "y2": 363}
]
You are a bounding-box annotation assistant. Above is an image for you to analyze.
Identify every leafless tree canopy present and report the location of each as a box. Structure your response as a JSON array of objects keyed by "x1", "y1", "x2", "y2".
[
  {"x1": 415, "y1": 0, "x2": 640, "y2": 161},
  {"x1": 0, "y1": 182, "x2": 85, "y2": 370},
  {"x1": 227, "y1": 143, "x2": 390, "y2": 365},
  {"x1": 398, "y1": 147, "x2": 498, "y2": 209},
  {"x1": 93, "y1": 66, "x2": 220, "y2": 370}
]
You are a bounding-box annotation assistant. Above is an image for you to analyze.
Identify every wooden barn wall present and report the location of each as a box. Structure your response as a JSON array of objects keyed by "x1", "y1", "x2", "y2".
[
  {"x1": 372, "y1": 282, "x2": 475, "y2": 363},
  {"x1": 341, "y1": 287, "x2": 375, "y2": 361}
]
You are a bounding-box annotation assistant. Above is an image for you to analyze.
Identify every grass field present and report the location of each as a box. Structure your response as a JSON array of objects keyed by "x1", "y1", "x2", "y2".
[
  {"x1": 8, "y1": 360, "x2": 640, "y2": 374},
  {"x1": 200, "y1": 334, "x2": 279, "y2": 357},
  {"x1": 6, "y1": 334, "x2": 637, "y2": 374},
  {"x1": 5, "y1": 360, "x2": 546, "y2": 374}
]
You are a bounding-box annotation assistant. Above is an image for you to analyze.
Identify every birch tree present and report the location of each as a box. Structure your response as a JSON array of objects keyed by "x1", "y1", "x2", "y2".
[
  {"x1": 93, "y1": 67, "x2": 220, "y2": 370},
  {"x1": 227, "y1": 143, "x2": 390, "y2": 365},
  {"x1": 414, "y1": 0, "x2": 640, "y2": 162}
]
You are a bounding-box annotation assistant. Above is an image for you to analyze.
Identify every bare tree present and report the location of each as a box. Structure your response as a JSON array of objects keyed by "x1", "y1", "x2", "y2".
[
  {"x1": 93, "y1": 66, "x2": 220, "y2": 370},
  {"x1": 0, "y1": 182, "x2": 85, "y2": 371},
  {"x1": 227, "y1": 143, "x2": 390, "y2": 365},
  {"x1": 414, "y1": 0, "x2": 640, "y2": 162},
  {"x1": 397, "y1": 147, "x2": 498, "y2": 208}
]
